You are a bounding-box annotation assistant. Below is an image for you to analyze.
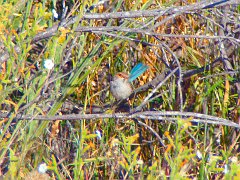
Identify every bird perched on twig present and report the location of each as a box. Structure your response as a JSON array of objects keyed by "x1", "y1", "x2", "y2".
[{"x1": 110, "y1": 63, "x2": 148, "y2": 100}]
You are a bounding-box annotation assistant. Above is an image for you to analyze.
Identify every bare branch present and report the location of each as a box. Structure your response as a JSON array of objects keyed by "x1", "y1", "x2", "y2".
[
  {"x1": 82, "y1": 0, "x2": 237, "y2": 20},
  {"x1": 1, "y1": 111, "x2": 239, "y2": 128},
  {"x1": 75, "y1": 26, "x2": 239, "y2": 43}
]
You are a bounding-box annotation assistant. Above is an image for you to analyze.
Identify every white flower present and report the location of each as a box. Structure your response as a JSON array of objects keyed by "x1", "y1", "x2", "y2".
[
  {"x1": 196, "y1": 150, "x2": 202, "y2": 160},
  {"x1": 38, "y1": 163, "x2": 48, "y2": 174},
  {"x1": 43, "y1": 59, "x2": 54, "y2": 70},
  {"x1": 223, "y1": 164, "x2": 229, "y2": 174},
  {"x1": 52, "y1": 9, "x2": 58, "y2": 19},
  {"x1": 96, "y1": 130, "x2": 102, "y2": 140}
]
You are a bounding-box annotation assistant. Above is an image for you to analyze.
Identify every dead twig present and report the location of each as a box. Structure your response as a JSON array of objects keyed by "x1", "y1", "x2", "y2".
[{"x1": 1, "y1": 111, "x2": 239, "y2": 129}]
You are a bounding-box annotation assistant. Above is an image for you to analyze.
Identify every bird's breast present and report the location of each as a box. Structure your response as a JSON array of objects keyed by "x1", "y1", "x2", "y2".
[{"x1": 110, "y1": 78, "x2": 132, "y2": 100}]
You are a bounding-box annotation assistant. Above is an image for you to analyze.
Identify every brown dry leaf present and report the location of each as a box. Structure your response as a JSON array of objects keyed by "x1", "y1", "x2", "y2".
[
  {"x1": 50, "y1": 120, "x2": 60, "y2": 138},
  {"x1": 89, "y1": 141, "x2": 95, "y2": 148},
  {"x1": 223, "y1": 79, "x2": 230, "y2": 107},
  {"x1": 0, "y1": 62, "x2": 6, "y2": 79},
  {"x1": 180, "y1": 158, "x2": 189, "y2": 168},
  {"x1": 98, "y1": 5, "x2": 104, "y2": 13},
  {"x1": 165, "y1": 144, "x2": 173, "y2": 154}
]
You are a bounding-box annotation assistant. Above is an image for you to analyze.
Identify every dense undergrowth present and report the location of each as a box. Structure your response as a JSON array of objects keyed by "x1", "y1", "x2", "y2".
[{"x1": 0, "y1": 0, "x2": 239, "y2": 179}]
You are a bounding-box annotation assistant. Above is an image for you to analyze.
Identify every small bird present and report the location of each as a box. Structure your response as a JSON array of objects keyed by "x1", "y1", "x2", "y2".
[{"x1": 110, "y1": 63, "x2": 148, "y2": 100}]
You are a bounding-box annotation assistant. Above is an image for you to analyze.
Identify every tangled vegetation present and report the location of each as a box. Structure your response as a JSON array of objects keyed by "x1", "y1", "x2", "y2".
[{"x1": 0, "y1": 0, "x2": 239, "y2": 179}]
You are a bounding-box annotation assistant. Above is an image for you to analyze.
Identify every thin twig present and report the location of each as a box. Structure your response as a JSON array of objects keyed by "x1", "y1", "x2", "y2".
[
  {"x1": 135, "y1": 119, "x2": 166, "y2": 147},
  {"x1": 161, "y1": 42, "x2": 183, "y2": 112},
  {"x1": 74, "y1": 26, "x2": 239, "y2": 44},
  {"x1": 132, "y1": 67, "x2": 179, "y2": 112}
]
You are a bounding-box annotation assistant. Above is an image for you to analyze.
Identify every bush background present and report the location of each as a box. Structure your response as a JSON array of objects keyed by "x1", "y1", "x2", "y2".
[{"x1": 0, "y1": 0, "x2": 239, "y2": 179}]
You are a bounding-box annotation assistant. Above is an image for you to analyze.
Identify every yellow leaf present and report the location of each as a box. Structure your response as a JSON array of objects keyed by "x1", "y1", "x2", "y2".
[
  {"x1": 12, "y1": 13, "x2": 22, "y2": 17},
  {"x1": 5, "y1": 132, "x2": 11, "y2": 139},
  {"x1": 4, "y1": 100, "x2": 17, "y2": 107},
  {"x1": 58, "y1": 34, "x2": 66, "y2": 44}
]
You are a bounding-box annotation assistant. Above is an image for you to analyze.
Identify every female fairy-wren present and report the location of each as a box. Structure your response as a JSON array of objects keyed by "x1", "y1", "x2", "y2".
[{"x1": 110, "y1": 63, "x2": 148, "y2": 100}]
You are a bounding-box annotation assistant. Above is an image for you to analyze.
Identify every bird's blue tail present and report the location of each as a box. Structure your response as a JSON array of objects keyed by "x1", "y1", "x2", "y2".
[{"x1": 128, "y1": 63, "x2": 148, "y2": 82}]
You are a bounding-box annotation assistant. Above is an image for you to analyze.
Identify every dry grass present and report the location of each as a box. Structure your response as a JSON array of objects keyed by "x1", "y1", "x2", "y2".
[{"x1": 0, "y1": 0, "x2": 239, "y2": 179}]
